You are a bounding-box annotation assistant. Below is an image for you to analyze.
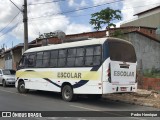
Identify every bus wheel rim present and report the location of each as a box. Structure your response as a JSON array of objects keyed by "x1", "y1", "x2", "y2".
[
  {"x1": 64, "y1": 89, "x2": 71, "y2": 99},
  {"x1": 20, "y1": 84, "x2": 25, "y2": 91}
]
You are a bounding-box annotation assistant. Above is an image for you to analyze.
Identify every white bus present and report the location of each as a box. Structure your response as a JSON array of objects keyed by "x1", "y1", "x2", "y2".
[{"x1": 15, "y1": 37, "x2": 137, "y2": 101}]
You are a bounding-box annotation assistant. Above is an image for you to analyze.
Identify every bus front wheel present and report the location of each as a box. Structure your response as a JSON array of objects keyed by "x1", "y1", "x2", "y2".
[
  {"x1": 17, "y1": 81, "x2": 28, "y2": 93},
  {"x1": 62, "y1": 85, "x2": 75, "y2": 102}
]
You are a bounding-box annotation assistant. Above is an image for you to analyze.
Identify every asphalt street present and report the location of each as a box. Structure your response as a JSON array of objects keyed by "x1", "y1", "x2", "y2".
[{"x1": 0, "y1": 85, "x2": 159, "y2": 120}]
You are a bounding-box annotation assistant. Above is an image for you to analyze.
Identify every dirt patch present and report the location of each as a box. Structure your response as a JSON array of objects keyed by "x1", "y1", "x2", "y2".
[{"x1": 102, "y1": 89, "x2": 160, "y2": 108}]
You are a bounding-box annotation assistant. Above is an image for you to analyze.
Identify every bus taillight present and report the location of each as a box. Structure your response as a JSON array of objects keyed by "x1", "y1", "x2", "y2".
[
  {"x1": 136, "y1": 73, "x2": 138, "y2": 83},
  {"x1": 107, "y1": 64, "x2": 111, "y2": 83}
]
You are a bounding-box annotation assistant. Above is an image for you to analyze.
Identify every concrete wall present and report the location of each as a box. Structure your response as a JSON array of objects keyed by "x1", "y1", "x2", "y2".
[
  {"x1": 12, "y1": 48, "x2": 22, "y2": 70},
  {"x1": 126, "y1": 32, "x2": 160, "y2": 71},
  {"x1": 121, "y1": 12, "x2": 160, "y2": 28},
  {"x1": 0, "y1": 56, "x2": 5, "y2": 69}
]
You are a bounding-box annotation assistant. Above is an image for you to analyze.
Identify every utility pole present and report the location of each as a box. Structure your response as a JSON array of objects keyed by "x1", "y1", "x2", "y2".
[
  {"x1": 10, "y1": 0, "x2": 28, "y2": 51},
  {"x1": 23, "y1": 0, "x2": 28, "y2": 51}
]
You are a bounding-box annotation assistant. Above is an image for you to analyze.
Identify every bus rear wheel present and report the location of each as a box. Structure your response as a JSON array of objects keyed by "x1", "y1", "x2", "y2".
[
  {"x1": 17, "y1": 81, "x2": 28, "y2": 93},
  {"x1": 62, "y1": 85, "x2": 76, "y2": 102}
]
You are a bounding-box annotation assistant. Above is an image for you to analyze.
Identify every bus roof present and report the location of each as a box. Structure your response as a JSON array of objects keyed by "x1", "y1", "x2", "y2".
[{"x1": 24, "y1": 37, "x2": 132, "y2": 53}]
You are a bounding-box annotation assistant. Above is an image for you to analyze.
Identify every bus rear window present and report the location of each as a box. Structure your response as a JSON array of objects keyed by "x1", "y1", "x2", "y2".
[{"x1": 108, "y1": 41, "x2": 136, "y2": 63}]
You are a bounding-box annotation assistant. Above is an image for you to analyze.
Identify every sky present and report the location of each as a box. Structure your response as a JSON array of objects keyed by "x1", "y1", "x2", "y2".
[{"x1": 0, "y1": 0, "x2": 160, "y2": 49}]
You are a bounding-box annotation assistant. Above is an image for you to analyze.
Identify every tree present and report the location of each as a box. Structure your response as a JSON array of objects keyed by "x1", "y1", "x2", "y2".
[
  {"x1": 90, "y1": 7, "x2": 122, "y2": 31},
  {"x1": 112, "y1": 29, "x2": 124, "y2": 38}
]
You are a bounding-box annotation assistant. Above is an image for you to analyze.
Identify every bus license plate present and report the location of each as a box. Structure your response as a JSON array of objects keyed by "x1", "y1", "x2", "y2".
[{"x1": 121, "y1": 87, "x2": 127, "y2": 91}]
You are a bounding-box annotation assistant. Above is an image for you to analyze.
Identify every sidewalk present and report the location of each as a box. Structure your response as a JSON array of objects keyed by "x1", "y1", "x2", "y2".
[{"x1": 102, "y1": 89, "x2": 160, "y2": 108}]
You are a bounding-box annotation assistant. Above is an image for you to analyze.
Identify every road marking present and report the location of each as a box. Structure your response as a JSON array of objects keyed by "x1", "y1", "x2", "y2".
[
  {"x1": 70, "y1": 105, "x2": 100, "y2": 111},
  {"x1": 70, "y1": 105, "x2": 146, "y2": 120},
  {"x1": 0, "y1": 89, "x2": 27, "y2": 96}
]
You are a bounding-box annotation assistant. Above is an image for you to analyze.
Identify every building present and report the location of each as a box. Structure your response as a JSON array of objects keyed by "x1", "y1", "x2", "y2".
[
  {"x1": 0, "y1": 27, "x2": 159, "y2": 71},
  {"x1": 121, "y1": 5, "x2": 160, "y2": 28},
  {"x1": 0, "y1": 43, "x2": 41, "y2": 70}
]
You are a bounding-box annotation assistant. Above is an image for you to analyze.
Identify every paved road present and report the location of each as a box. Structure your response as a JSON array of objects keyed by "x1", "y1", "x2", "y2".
[{"x1": 0, "y1": 85, "x2": 159, "y2": 120}]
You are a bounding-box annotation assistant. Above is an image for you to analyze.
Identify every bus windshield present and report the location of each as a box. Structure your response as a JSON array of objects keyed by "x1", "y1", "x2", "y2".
[{"x1": 108, "y1": 41, "x2": 136, "y2": 63}]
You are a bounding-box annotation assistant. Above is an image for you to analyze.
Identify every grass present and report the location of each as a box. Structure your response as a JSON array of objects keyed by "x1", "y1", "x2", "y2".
[{"x1": 143, "y1": 69, "x2": 160, "y2": 78}]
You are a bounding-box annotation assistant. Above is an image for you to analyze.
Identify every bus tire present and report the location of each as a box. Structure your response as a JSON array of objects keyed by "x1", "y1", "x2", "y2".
[
  {"x1": 17, "y1": 81, "x2": 28, "y2": 93},
  {"x1": 2, "y1": 80, "x2": 6, "y2": 87},
  {"x1": 62, "y1": 85, "x2": 75, "y2": 102}
]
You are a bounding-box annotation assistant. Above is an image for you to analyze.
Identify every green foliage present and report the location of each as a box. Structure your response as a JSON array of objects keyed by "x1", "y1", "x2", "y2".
[
  {"x1": 90, "y1": 7, "x2": 122, "y2": 31},
  {"x1": 111, "y1": 29, "x2": 124, "y2": 38},
  {"x1": 143, "y1": 68, "x2": 160, "y2": 78}
]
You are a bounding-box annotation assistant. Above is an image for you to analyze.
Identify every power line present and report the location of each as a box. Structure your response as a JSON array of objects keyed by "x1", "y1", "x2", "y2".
[
  {"x1": 0, "y1": 12, "x2": 20, "y2": 33},
  {"x1": 0, "y1": 22, "x2": 22, "y2": 49},
  {"x1": 31, "y1": 3, "x2": 159, "y2": 21},
  {"x1": 9, "y1": 0, "x2": 22, "y2": 12},
  {"x1": 30, "y1": 2, "x2": 160, "y2": 21},
  {"x1": 28, "y1": 0, "x2": 66, "y2": 5},
  {"x1": 30, "y1": 0, "x2": 124, "y2": 19},
  {"x1": 0, "y1": 14, "x2": 23, "y2": 47},
  {"x1": 0, "y1": 21, "x2": 22, "y2": 39},
  {"x1": 30, "y1": 14, "x2": 91, "y2": 21},
  {"x1": 28, "y1": 7, "x2": 41, "y2": 34}
]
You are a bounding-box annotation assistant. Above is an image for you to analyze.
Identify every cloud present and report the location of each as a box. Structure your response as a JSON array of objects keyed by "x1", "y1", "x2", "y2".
[
  {"x1": 68, "y1": 0, "x2": 87, "y2": 8},
  {"x1": 0, "y1": 0, "x2": 21, "y2": 29},
  {"x1": 121, "y1": 0, "x2": 160, "y2": 21},
  {"x1": 66, "y1": 23, "x2": 92, "y2": 34},
  {"x1": 92, "y1": 0, "x2": 109, "y2": 5},
  {"x1": 0, "y1": 0, "x2": 92, "y2": 47},
  {"x1": 68, "y1": 0, "x2": 74, "y2": 7}
]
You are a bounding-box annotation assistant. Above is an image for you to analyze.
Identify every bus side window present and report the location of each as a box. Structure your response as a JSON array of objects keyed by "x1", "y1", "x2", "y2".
[
  {"x1": 58, "y1": 49, "x2": 67, "y2": 67},
  {"x1": 85, "y1": 47, "x2": 94, "y2": 66},
  {"x1": 75, "y1": 47, "x2": 85, "y2": 66},
  {"x1": 28, "y1": 53, "x2": 36, "y2": 67},
  {"x1": 50, "y1": 50, "x2": 58, "y2": 67},
  {"x1": 93, "y1": 46, "x2": 101, "y2": 66},
  {"x1": 67, "y1": 48, "x2": 76, "y2": 67},
  {"x1": 36, "y1": 52, "x2": 43, "y2": 67},
  {"x1": 43, "y1": 51, "x2": 50, "y2": 67}
]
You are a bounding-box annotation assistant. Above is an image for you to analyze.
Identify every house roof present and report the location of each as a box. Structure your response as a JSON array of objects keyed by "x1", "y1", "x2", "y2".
[
  {"x1": 134, "y1": 5, "x2": 160, "y2": 16},
  {"x1": 30, "y1": 30, "x2": 106, "y2": 44},
  {"x1": 4, "y1": 43, "x2": 41, "y2": 53},
  {"x1": 126, "y1": 30, "x2": 160, "y2": 43},
  {"x1": 2, "y1": 26, "x2": 160, "y2": 55}
]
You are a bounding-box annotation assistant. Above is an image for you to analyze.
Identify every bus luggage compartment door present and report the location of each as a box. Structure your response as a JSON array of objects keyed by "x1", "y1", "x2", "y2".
[{"x1": 110, "y1": 61, "x2": 136, "y2": 85}]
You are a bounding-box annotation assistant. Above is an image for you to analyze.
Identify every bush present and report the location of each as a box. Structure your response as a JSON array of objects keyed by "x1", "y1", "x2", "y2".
[{"x1": 143, "y1": 68, "x2": 160, "y2": 78}]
